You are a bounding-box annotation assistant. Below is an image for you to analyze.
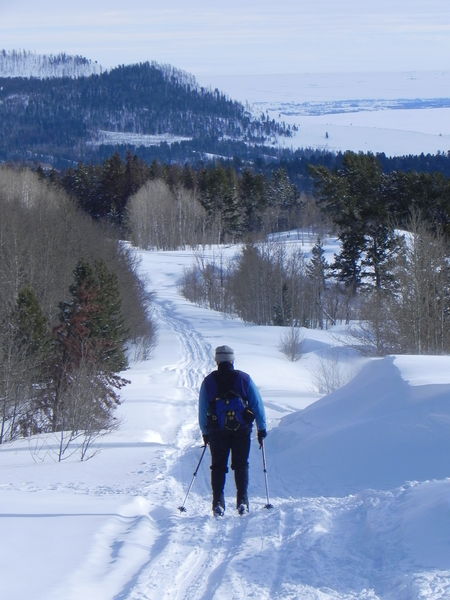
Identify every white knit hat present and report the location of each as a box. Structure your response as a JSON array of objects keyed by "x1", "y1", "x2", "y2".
[{"x1": 215, "y1": 345, "x2": 235, "y2": 363}]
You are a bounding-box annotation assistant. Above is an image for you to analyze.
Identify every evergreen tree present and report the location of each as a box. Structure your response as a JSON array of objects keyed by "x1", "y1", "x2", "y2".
[
  {"x1": 306, "y1": 238, "x2": 328, "y2": 328},
  {"x1": 58, "y1": 259, "x2": 128, "y2": 372},
  {"x1": 267, "y1": 168, "x2": 300, "y2": 230},
  {"x1": 124, "y1": 151, "x2": 149, "y2": 200},
  {"x1": 0, "y1": 287, "x2": 51, "y2": 440},
  {"x1": 99, "y1": 153, "x2": 126, "y2": 222},
  {"x1": 332, "y1": 231, "x2": 365, "y2": 294},
  {"x1": 361, "y1": 224, "x2": 401, "y2": 291},
  {"x1": 307, "y1": 238, "x2": 327, "y2": 287},
  {"x1": 49, "y1": 259, "x2": 129, "y2": 432},
  {"x1": 311, "y1": 152, "x2": 396, "y2": 292},
  {"x1": 12, "y1": 286, "x2": 51, "y2": 362},
  {"x1": 239, "y1": 169, "x2": 267, "y2": 232},
  {"x1": 222, "y1": 170, "x2": 245, "y2": 240},
  {"x1": 89, "y1": 260, "x2": 129, "y2": 372}
]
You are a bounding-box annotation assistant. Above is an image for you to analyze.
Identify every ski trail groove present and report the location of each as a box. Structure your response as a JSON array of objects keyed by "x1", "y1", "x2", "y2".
[
  {"x1": 153, "y1": 299, "x2": 213, "y2": 449},
  {"x1": 118, "y1": 294, "x2": 232, "y2": 599},
  {"x1": 119, "y1": 292, "x2": 280, "y2": 599}
]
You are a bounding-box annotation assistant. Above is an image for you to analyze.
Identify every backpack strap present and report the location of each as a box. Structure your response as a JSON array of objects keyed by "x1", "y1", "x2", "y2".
[{"x1": 213, "y1": 369, "x2": 247, "y2": 403}]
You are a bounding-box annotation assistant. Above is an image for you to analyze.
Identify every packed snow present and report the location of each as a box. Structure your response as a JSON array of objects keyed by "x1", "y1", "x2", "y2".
[{"x1": 1, "y1": 236, "x2": 450, "y2": 600}]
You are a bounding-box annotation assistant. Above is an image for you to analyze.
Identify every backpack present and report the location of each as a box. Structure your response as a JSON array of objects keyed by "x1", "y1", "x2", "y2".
[{"x1": 208, "y1": 371, "x2": 255, "y2": 431}]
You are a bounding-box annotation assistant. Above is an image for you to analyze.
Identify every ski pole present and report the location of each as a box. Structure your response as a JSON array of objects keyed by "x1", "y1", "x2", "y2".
[
  {"x1": 178, "y1": 444, "x2": 208, "y2": 513},
  {"x1": 260, "y1": 439, "x2": 273, "y2": 509}
]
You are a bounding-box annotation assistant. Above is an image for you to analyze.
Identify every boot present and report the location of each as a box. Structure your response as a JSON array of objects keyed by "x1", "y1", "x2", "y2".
[{"x1": 235, "y1": 466, "x2": 249, "y2": 512}]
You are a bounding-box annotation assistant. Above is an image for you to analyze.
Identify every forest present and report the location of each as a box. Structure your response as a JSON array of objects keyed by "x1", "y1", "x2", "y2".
[
  {"x1": 0, "y1": 166, "x2": 155, "y2": 456},
  {"x1": 46, "y1": 150, "x2": 450, "y2": 355},
  {"x1": 177, "y1": 152, "x2": 449, "y2": 357},
  {"x1": 51, "y1": 150, "x2": 450, "y2": 237},
  {"x1": 0, "y1": 61, "x2": 291, "y2": 166}
]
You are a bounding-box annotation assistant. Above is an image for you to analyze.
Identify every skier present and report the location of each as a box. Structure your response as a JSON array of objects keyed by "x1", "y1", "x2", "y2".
[{"x1": 198, "y1": 345, "x2": 267, "y2": 516}]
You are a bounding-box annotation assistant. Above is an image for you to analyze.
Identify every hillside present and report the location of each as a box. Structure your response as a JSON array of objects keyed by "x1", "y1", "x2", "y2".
[{"x1": 0, "y1": 53, "x2": 291, "y2": 167}]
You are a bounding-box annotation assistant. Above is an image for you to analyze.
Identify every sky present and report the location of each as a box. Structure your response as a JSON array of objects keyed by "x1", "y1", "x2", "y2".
[{"x1": 1, "y1": 0, "x2": 450, "y2": 82}]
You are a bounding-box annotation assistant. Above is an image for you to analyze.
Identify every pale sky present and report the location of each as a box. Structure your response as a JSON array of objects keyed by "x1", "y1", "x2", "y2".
[{"x1": 1, "y1": 0, "x2": 450, "y2": 81}]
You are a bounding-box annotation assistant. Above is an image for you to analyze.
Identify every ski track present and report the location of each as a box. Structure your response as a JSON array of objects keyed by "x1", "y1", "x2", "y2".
[
  {"x1": 117, "y1": 294, "x2": 269, "y2": 600},
  {"x1": 52, "y1": 259, "x2": 450, "y2": 600}
]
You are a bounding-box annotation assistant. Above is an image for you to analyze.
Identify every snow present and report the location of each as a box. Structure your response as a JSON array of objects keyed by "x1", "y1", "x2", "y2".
[
  {"x1": 273, "y1": 109, "x2": 450, "y2": 157},
  {"x1": 89, "y1": 131, "x2": 193, "y2": 147},
  {"x1": 1, "y1": 236, "x2": 450, "y2": 600},
  {"x1": 0, "y1": 49, "x2": 102, "y2": 79},
  {"x1": 203, "y1": 70, "x2": 450, "y2": 156}
]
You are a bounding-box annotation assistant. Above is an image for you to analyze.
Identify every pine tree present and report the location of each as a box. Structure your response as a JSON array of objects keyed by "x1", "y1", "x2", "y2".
[
  {"x1": 332, "y1": 231, "x2": 365, "y2": 294},
  {"x1": 306, "y1": 238, "x2": 328, "y2": 328},
  {"x1": 268, "y1": 168, "x2": 299, "y2": 231},
  {"x1": 311, "y1": 152, "x2": 393, "y2": 292},
  {"x1": 0, "y1": 287, "x2": 51, "y2": 440},
  {"x1": 12, "y1": 286, "x2": 51, "y2": 363},
  {"x1": 90, "y1": 260, "x2": 129, "y2": 372},
  {"x1": 49, "y1": 259, "x2": 129, "y2": 432},
  {"x1": 99, "y1": 153, "x2": 126, "y2": 222},
  {"x1": 307, "y1": 238, "x2": 327, "y2": 288},
  {"x1": 124, "y1": 151, "x2": 149, "y2": 201},
  {"x1": 239, "y1": 169, "x2": 267, "y2": 232}
]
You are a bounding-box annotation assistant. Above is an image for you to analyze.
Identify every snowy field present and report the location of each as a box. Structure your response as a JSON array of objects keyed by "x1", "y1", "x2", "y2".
[
  {"x1": 204, "y1": 70, "x2": 450, "y2": 156},
  {"x1": 1, "y1": 234, "x2": 450, "y2": 600},
  {"x1": 271, "y1": 108, "x2": 450, "y2": 156},
  {"x1": 89, "y1": 131, "x2": 193, "y2": 147}
]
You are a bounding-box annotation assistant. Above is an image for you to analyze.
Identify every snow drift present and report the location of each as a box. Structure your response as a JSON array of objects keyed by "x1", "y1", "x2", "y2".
[{"x1": 271, "y1": 355, "x2": 450, "y2": 496}]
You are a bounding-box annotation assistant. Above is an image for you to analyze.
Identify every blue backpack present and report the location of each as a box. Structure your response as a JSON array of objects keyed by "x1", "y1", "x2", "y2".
[
  {"x1": 208, "y1": 371, "x2": 255, "y2": 431},
  {"x1": 210, "y1": 391, "x2": 249, "y2": 431}
]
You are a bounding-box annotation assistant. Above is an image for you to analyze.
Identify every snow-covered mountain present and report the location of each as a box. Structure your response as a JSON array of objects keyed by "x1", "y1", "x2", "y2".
[
  {"x1": 3, "y1": 49, "x2": 450, "y2": 158},
  {"x1": 0, "y1": 55, "x2": 291, "y2": 166},
  {"x1": 1, "y1": 235, "x2": 449, "y2": 600},
  {"x1": 0, "y1": 49, "x2": 103, "y2": 78}
]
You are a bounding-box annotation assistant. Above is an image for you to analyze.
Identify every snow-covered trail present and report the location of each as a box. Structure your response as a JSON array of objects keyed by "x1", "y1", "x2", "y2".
[
  {"x1": 46, "y1": 252, "x2": 217, "y2": 600},
  {"x1": 2, "y1": 244, "x2": 450, "y2": 600},
  {"x1": 46, "y1": 247, "x2": 328, "y2": 600},
  {"x1": 58, "y1": 248, "x2": 449, "y2": 600}
]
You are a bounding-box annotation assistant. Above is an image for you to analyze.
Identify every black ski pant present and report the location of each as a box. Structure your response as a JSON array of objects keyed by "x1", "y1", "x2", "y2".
[{"x1": 209, "y1": 428, "x2": 251, "y2": 509}]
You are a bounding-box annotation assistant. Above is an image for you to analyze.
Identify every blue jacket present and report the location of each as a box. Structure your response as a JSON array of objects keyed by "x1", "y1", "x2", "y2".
[{"x1": 199, "y1": 365, "x2": 267, "y2": 435}]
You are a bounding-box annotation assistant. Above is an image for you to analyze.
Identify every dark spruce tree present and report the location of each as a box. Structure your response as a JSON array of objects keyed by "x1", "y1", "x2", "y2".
[
  {"x1": 2, "y1": 287, "x2": 52, "y2": 438},
  {"x1": 306, "y1": 238, "x2": 328, "y2": 328},
  {"x1": 311, "y1": 152, "x2": 400, "y2": 292},
  {"x1": 12, "y1": 286, "x2": 51, "y2": 363}
]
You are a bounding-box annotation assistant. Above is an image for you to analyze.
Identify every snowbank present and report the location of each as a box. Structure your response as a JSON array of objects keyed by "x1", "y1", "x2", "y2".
[{"x1": 271, "y1": 355, "x2": 450, "y2": 496}]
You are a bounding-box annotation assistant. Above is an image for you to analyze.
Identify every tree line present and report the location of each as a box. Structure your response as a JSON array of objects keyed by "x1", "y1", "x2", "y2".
[
  {"x1": 53, "y1": 150, "x2": 450, "y2": 243},
  {"x1": 0, "y1": 167, "x2": 155, "y2": 457},
  {"x1": 53, "y1": 152, "x2": 309, "y2": 242},
  {"x1": 310, "y1": 152, "x2": 450, "y2": 290},
  {"x1": 39, "y1": 150, "x2": 450, "y2": 352},
  {"x1": 180, "y1": 222, "x2": 449, "y2": 356},
  {"x1": 178, "y1": 152, "x2": 449, "y2": 355}
]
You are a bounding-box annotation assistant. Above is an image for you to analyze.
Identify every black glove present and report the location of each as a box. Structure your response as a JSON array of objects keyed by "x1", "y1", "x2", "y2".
[
  {"x1": 257, "y1": 429, "x2": 267, "y2": 445},
  {"x1": 202, "y1": 434, "x2": 209, "y2": 446}
]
